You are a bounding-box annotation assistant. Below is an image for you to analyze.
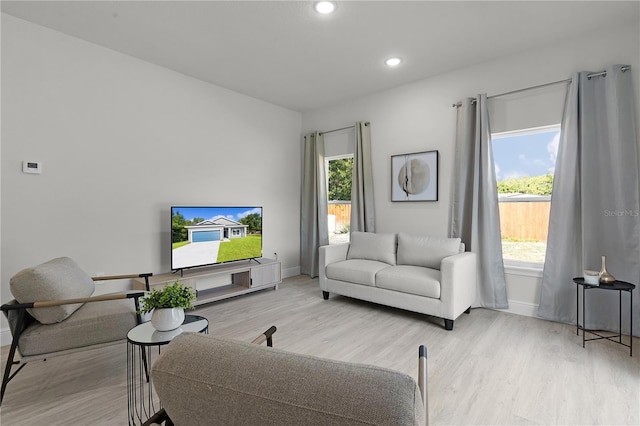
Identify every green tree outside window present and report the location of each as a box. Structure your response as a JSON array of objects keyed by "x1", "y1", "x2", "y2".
[{"x1": 328, "y1": 157, "x2": 353, "y2": 201}]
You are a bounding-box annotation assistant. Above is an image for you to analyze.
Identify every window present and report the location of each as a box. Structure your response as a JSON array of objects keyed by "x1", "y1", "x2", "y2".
[
  {"x1": 326, "y1": 155, "x2": 353, "y2": 244},
  {"x1": 492, "y1": 125, "x2": 560, "y2": 266}
]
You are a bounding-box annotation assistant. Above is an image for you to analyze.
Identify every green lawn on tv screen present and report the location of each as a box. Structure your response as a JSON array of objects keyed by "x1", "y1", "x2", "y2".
[{"x1": 217, "y1": 235, "x2": 262, "y2": 263}]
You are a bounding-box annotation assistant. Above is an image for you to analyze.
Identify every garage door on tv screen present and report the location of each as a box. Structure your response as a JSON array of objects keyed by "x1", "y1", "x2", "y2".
[{"x1": 171, "y1": 206, "x2": 263, "y2": 271}]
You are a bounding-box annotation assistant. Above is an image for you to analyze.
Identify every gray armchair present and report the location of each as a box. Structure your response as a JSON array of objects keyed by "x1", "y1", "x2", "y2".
[
  {"x1": 145, "y1": 329, "x2": 428, "y2": 426},
  {"x1": 0, "y1": 257, "x2": 152, "y2": 404}
]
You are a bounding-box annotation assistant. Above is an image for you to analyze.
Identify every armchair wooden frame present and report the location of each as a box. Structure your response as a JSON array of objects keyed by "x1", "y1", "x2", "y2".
[
  {"x1": 419, "y1": 345, "x2": 429, "y2": 425},
  {"x1": 0, "y1": 272, "x2": 152, "y2": 405}
]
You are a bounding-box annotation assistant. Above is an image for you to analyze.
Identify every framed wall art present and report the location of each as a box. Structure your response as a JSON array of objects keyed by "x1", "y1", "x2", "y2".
[{"x1": 391, "y1": 150, "x2": 438, "y2": 201}]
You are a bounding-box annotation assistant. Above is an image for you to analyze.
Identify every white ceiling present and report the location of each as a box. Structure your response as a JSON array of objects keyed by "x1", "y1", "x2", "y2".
[{"x1": 2, "y1": 1, "x2": 639, "y2": 112}]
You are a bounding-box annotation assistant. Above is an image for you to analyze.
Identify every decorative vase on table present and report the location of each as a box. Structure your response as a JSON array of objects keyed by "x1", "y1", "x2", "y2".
[
  {"x1": 599, "y1": 255, "x2": 616, "y2": 284},
  {"x1": 151, "y1": 307, "x2": 185, "y2": 331}
]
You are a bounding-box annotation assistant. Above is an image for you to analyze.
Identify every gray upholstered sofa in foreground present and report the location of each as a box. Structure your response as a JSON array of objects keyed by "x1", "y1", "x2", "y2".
[
  {"x1": 319, "y1": 232, "x2": 477, "y2": 330},
  {"x1": 146, "y1": 332, "x2": 428, "y2": 426}
]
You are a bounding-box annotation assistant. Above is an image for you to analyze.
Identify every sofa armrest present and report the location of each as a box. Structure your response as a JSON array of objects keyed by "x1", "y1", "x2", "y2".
[
  {"x1": 439, "y1": 252, "x2": 477, "y2": 320},
  {"x1": 318, "y1": 243, "x2": 349, "y2": 291}
]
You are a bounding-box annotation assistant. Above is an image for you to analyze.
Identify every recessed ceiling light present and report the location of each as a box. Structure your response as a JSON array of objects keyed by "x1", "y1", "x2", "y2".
[
  {"x1": 385, "y1": 57, "x2": 402, "y2": 67},
  {"x1": 314, "y1": 1, "x2": 336, "y2": 14}
]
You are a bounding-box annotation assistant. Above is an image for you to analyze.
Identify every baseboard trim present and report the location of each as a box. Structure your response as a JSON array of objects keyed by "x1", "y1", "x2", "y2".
[
  {"x1": 496, "y1": 300, "x2": 540, "y2": 318},
  {"x1": 282, "y1": 266, "x2": 300, "y2": 279}
]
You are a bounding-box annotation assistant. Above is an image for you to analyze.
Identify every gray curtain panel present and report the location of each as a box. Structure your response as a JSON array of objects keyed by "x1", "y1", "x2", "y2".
[
  {"x1": 450, "y1": 95, "x2": 509, "y2": 309},
  {"x1": 538, "y1": 65, "x2": 640, "y2": 335},
  {"x1": 300, "y1": 132, "x2": 329, "y2": 278},
  {"x1": 351, "y1": 121, "x2": 376, "y2": 233}
]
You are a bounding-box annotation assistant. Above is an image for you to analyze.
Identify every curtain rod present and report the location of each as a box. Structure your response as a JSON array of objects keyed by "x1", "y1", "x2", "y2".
[
  {"x1": 320, "y1": 125, "x2": 353, "y2": 135},
  {"x1": 452, "y1": 78, "x2": 570, "y2": 107},
  {"x1": 452, "y1": 65, "x2": 632, "y2": 107},
  {"x1": 587, "y1": 65, "x2": 630, "y2": 79},
  {"x1": 488, "y1": 78, "x2": 571, "y2": 101},
  {"x1": 319, "y1": 122, "x2": 369, "y2": 136}
]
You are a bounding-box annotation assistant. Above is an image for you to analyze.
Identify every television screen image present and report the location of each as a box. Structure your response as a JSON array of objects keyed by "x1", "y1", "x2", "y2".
[{"x1": 171, "y1": 206, "x2": 262, "y2": 271}]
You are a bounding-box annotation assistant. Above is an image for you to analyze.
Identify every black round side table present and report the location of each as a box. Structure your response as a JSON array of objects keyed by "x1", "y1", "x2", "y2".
[{"x1": 573, "y1": 277, "x2": 635, "y2": 356}]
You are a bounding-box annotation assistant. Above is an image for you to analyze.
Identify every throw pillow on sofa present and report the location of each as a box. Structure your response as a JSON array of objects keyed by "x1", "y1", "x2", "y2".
[
  {"x1": 347, "y1": 232, "x2": 397, "y2": 265},
  {"x1": 397, "y1": 233, "x2": 462, "y2": 270}
]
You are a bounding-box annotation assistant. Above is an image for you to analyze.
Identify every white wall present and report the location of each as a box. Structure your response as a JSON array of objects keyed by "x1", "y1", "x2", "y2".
[
  {"x1": 0, "y1": 14, "x2": 302, "y2": 335},
  {"x1": 302, "y1": 21, "x2": 640, "y2": 314},
  {"x1": 2, "y1": 12, "x2": 639, "y2": 340}
]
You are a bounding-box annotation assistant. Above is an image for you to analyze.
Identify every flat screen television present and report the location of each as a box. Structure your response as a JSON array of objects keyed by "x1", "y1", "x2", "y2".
[{"x1": 171, "y1": 206, "x2": 263, "y2": 271}]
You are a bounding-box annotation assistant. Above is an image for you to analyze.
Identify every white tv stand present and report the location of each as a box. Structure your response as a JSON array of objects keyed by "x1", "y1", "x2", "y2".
[{"x1": 133, "y1": 258, "x2": 281, "y2": 306}]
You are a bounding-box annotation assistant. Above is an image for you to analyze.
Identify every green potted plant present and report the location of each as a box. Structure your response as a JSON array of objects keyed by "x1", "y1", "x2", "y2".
[{"x1": 140, "y1": 280, "x2": 196, "y2": 331}]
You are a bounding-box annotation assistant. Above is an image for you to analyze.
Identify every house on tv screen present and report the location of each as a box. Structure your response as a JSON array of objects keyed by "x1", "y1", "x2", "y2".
[{"x1": 185, "y1": 217, "x2": 248, "y2": 243}]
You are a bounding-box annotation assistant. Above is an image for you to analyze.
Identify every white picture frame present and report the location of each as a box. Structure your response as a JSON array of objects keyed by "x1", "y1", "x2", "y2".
[{"x1": 391, "y1": 150, "x2": 438, "y2": 202}]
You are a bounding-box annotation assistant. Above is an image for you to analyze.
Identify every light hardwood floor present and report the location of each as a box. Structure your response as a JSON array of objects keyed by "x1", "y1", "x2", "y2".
[{"x1": 1, "y1": 275, "x2": 638, "y2": 425}]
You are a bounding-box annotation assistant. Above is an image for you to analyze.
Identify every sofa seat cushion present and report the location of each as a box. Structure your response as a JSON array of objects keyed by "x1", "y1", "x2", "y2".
[
  {"x1": 346, "y1": 232, "x2": 397, "y2": 265},
  {"x1": 326, "y1": 259, "x2": 391, "y2": 287},
  {"x1": 397, "y1": 233, "x2": 462, "y2": 270},
  {"x1": 376, "y1": 265, "x2": 441, "y2": 299},
  {"x1": 16, "y1": 296, "x2": 138, "y2": 357},
  {"x1": 10, "y1": 257, "x2": 95, "y2": 324}
]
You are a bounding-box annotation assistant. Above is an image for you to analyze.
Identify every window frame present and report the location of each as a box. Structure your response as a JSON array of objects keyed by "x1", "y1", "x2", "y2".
[
  {"x1": 326, "y1": 154, "x2": 354, "y2": 244},
  {"x1": 325, "y1": 154, "x2": 354, "y2": 202},
  {"x1": 492, "y1": 124, "x2": 560, "y2": 271}
]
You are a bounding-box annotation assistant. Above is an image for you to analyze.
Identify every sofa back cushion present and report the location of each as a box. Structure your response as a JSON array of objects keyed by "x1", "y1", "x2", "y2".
[
  {"x1": 10, "y1": 257, "x2": 95, "y2": 324},
  {"x1": 347, "y1": 232, "x2": 397, "y2": 265},
  {"x1": 397, "y1": 233, "x2": 462, "y2": 270},
  {"x1": 152, "y1": 332, "x2": 425, "y2": 426}
]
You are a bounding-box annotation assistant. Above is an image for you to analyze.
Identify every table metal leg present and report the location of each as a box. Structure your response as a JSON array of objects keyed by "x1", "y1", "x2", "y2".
[
  {"x1": 619, "y1": 290, "x2": 623, "y2": 344},
  {"x1": 631, "y1": 290, "x2": 633, "y2": 357},
  {"x1": 142, "y1": 348, "x2": 150, "y2": 383},
  {"x1": 127, "y1": 344, "x2": 160, "y2": 425},
  {"x1": 576, "y1": 283, "x2": 579, "y2": 336},
  {"x1": 582, "y1": 285, "x2": 586, "y2": 348}
]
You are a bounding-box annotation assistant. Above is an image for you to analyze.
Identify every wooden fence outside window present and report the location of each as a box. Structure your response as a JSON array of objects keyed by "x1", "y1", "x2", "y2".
[
  {"x1": 328, "y1": 200, "x2": 550, "y2": 242},
  {"x1": 498, "y1": 199, "x2": 550, "y2": 242},
  {"x1": 328, "y1": 202, "x2": 351, "y2": 233}
]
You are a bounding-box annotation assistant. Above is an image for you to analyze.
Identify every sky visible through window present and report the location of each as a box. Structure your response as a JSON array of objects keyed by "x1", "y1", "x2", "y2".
[{"x1": 492, "y1": 128, "x2": 560, "y2": 181}]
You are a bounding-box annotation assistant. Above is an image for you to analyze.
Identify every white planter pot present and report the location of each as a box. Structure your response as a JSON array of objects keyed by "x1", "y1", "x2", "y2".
[{"x1": 151, "y1": 308, "x2": 185, "y2": 331}]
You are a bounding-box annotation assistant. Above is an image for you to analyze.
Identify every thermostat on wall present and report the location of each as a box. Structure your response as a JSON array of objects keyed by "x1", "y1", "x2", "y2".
[{"x1": 22, "y1": 161, "x2": 43, "y2": 174}]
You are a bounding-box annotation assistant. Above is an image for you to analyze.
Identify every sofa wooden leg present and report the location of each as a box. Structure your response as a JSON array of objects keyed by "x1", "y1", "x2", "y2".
[
  {"x1": 322, "y1": 291, "x2": 330, "y2": 300},
  {"x1": 465, "y1": 307, "x2": 471, "y2": 314},
  {"x1": 444, "y1": 319, "x2": 454, "y2": 331}
]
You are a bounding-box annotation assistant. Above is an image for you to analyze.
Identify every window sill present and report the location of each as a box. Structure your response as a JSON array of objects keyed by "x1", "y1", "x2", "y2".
[{"x1": 504, "y1": 261, "x2": 543, "y2": 278}]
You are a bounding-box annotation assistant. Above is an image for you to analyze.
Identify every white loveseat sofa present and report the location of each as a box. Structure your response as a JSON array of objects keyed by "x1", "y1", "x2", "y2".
[{"x1": 319, "y1": 232, "x2": 477, "y2": 330}]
